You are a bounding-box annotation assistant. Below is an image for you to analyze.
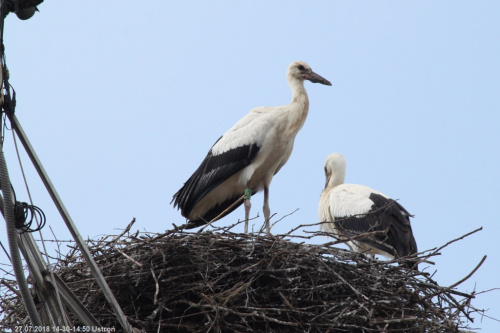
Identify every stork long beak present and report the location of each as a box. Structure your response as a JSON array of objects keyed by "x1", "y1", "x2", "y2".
[{"x1": 305, "y1": 71, "x2": 332, "y2": 86}]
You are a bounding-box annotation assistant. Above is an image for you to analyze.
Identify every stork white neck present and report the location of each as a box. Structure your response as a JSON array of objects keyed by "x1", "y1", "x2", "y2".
[
  {"x1": 327, "y1": 169, "x2": 345, "y2": 189},
  {"x1": 284, "y1": 77, "x2": 310, "y2": 139},
  {"x1": 288, "y1": 72, "x2": 310, "y2": 108}
]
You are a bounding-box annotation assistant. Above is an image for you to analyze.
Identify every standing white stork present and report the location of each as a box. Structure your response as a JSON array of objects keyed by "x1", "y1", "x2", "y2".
[
  {"x1": 172, "y1": 61, "x2": 331, "y2": 233},
  {"x1": 318, "y1": 153, "x2": 418, "y2": 269}
]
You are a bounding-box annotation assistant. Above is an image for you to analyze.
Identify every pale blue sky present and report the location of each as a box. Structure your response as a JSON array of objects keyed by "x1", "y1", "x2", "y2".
[{"x1": 1, "y1": 1, "x2": 499, "y2": 330}]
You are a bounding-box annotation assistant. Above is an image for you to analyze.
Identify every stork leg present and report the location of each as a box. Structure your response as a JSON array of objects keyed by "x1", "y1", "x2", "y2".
[
  {"x1": 263, "y1": 185, "x2": 270, "y2": 234},
  {"x1": 244, "y1": 188, "x2": 252, "y2": 233}
]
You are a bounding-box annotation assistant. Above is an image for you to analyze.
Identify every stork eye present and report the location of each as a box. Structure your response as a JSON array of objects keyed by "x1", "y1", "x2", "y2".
[{"x1": 297, "y1": 64, "x2": 305, "y2": 71}]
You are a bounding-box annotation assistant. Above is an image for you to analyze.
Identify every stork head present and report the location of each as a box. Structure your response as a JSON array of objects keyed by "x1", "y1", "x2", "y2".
[
  {"x1": 324, "y1": 153, "x2": 346, "y2": 189},
  {"x1": 287, "y1": 61, "x2": 332, "y2": 86}
]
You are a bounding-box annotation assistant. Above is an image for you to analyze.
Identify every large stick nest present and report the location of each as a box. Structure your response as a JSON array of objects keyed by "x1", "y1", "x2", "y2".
[{"x1": 0, "y1": 220, "x2": 485, "y2": 332}]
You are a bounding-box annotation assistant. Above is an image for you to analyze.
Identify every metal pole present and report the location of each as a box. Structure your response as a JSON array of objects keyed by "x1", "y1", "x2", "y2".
[{"x1": 7, "y1": 114, "x2": 134, "y2": 333}]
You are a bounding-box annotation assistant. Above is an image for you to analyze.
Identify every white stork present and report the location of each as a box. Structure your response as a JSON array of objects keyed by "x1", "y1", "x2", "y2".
[
  {"x1": 172, "y1": 61, "x2": 331, "y2": 233},
  {"x1": 318, "y1": 153, "x2": 418, "y2": 269}
]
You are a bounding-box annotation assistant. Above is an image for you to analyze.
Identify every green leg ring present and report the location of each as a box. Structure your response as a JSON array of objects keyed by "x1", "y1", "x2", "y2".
[{"x1": 244, "y1": 188, "x2": 252, "y2": 200}]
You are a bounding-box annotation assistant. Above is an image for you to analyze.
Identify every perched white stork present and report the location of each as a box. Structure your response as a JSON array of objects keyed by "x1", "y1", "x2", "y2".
[
  {"x1": 172, "y1": 61, "x2": 331, "y2": 233},
  {"x1": 318, "y1": 153, "x2": 418, "y2": 269}
]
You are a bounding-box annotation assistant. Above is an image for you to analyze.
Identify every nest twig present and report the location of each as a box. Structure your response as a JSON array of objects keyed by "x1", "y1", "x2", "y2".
[{"x1": 0, "y1": 219, "x2": 487, "y2": 332}]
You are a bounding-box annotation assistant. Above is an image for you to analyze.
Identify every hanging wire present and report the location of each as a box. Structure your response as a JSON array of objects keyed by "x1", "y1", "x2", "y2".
[
  {"x1": 1, "y1": 167, "x2": 48, "y2": 233},
  {"x1": 11, "y1": 130, "x2": 47, "y2": 234},
  {"x1": 14, "y1": 200, "x2": 46, "y2": 232}
]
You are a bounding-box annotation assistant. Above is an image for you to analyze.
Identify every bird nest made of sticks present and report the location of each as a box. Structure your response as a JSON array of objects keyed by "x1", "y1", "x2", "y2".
[{"x1": 0, "y1": 219, "x2": 486, "y2": 333}]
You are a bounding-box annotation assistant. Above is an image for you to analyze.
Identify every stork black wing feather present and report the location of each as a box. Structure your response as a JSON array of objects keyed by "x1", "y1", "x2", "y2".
[
  {"x1": 335, "y1": 214, "x2": 397, "y2": 257},
  {"x1": 172, "y1": 139, "x2": 260, "y2": 219},
  {"x1": 335, "y1": 193, "x2": 418, "y2": 260}
]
